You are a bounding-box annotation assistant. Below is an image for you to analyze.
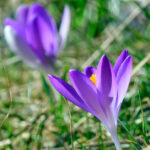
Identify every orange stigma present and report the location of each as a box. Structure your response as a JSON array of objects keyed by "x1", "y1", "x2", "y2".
[{"x1": 89, "y1": 74, "x2": 96, "y2": 85}]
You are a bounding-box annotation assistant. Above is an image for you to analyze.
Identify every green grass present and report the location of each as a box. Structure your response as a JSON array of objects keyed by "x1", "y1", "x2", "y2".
[{"x1": 0, "y1": 0, "x2": 150, "y2": 149}]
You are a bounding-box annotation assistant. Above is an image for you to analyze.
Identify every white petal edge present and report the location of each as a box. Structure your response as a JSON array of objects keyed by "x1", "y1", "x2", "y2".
[
  {"x1": 59, "y1": 5, "x2": 71, "y2": 50},
  {"x1": 4, "y1": 25, "x2": 40, "y2": 69}
]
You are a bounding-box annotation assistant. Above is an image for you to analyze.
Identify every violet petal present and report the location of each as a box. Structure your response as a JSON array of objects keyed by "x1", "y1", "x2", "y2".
[
  {"x1": 48, "y1": 74, "x2": 90, "y2": 112},
  {"x1": 4, "y1": 18, "x2": 26, "y2": 40},
  {"x1": 16, "y1": 5, "x2": 29, "y2": 24},
  {"x1": 27, "y1": 3, "x2": 57, "y2": 37},
  {"x1": 114, "y1": 50, "x2": 129, "y2": 76},
  {"x1": 96, "y1": 55, "x2": 118, "y2": 106},
  {"x1": 4, "y1": 26, "x2": 39, "y2": 69},
  {"x1": 59, "y1": 5, "x2": 70, "y2": 50},
  {"x1": 116, "y1": 56, "x2": 132, "y2": 108},
  {"x1": 26, "y1": 16, "x2": 43, "y2": 52},
  {"x1": 69, "y1": 70, "x2": 103, "y2": 117},
  {"x1": 84, "y1": 66, "x2": 96, "y2": 78},
  {"x1": 26, "y1": 16, "x2": 50, "y2": 64},
  {"x1": 35, "y1": 16, "x2": 57, "y2": 56},
  {"x1": 27, "y1": 3, "x2": 58, "y2": 56}
]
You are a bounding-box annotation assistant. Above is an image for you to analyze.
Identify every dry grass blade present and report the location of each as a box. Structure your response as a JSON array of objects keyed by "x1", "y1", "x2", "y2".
[
  {"x1": 132, "y1": 53, "x2": 150, "y2": 76},
  {"x1": 3, "y1": 56, "x2": 20, "y2": 66},
  {"x1": 0, "y1": 139, "x2": 11, "y2": 148},
  {"x1": 82, "y1": 0, "x2": 150, "y2": 69},
  {"x1": 44, "y1": 133, "x2": 150, "y2": 150},
  {"x1": 0, "y1": 63, "x2": 12, "y2": 128}
]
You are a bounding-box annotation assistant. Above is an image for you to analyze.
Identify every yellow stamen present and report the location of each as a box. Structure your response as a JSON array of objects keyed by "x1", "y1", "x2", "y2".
[{"x1": 89, "y1": 74, "x2": 96, "y2": 85}]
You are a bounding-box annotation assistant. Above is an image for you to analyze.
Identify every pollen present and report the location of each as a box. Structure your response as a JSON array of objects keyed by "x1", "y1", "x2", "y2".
[{"x1": 89, "y1": 74, "x2": 96, "y2": 85}]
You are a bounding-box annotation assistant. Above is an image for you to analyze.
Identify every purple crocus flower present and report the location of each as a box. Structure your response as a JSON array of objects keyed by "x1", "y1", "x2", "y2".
[
  {"x1": 48, "y1": 50, "x2": 132, "y2": 150},
  {"x1": 4, "y1": 3, "x2": 70, "y2": 72}
]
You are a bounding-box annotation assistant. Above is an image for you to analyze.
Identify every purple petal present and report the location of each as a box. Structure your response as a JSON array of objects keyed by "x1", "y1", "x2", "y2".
[
  {"x1": 26, "y1": 16, "x2": 50, "y2": 63},
  {"x1": 26, "y1": 16, "x2": 43, "y2": 52},
  {"x1": 69, "y1": 70, "x2": 104, "y2": 117},
  {"x1": 27, "y1": 3, "x2": 57, "y2": 37},
  {"x1": 96, "y1": 55, "x2": 117, "y2": 106},
  {"x1": 16, "y1": 5, "x2": 29, "y2": 24},
  {"x1": 26, "y1": 3, "x2": 58, "y2": 56},
  {"x1": 4, "y1": 18, "x2": 26, "y2": 40},
  {"x1": 5, "y1": 18, "x2": 52, "y2": 68},
  {"x1": 59, "y1": 5, "x2": 71, "y2": 50},
  {"x1": 114, "y1": 50, "x2": 129, "y2": 76},
  {"x1": 84, "y1": 66, "x2": 96, "y2": 78},
  {"x1": 116, "y1": 56, "x2": 132, "y2": 107},
  {"x1": 48, "y1": 74, "x2": 90, "y2": 112},
  {"x1": 35, "y1": 16, "x2": 58, "y2": 56},
  {"x1": 4, "y1": 26, "x2": 40, "y2": 69}
]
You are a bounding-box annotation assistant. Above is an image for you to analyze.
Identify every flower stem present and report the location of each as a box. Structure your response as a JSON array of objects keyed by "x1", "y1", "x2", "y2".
[{"x1": 111, "y1": 129, "x2": 122, "y2": 150}]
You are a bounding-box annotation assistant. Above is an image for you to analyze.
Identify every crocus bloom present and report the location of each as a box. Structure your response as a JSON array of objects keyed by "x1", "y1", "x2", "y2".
[
  {"x1": 4, "y1": 3, "x2": 70, "y2": 72},
  {"x1": 48, "y1": 50, "x2": 132, "y2": 150}
]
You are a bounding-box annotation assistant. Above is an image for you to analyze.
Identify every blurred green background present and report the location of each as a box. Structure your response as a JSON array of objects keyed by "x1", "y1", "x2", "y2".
[{"x1": 0, "y1": 0, "x2": 150, "y2": 149}]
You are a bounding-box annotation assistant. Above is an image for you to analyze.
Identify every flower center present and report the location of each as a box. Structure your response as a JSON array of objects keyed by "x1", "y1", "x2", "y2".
[{"x1": 89, "y1": 74, "x2": 96, "y2": 85}]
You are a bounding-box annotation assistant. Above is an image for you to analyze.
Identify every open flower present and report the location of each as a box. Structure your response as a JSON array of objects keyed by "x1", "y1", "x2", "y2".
[
  {"x1": 4, "y1": 3, "x2": 70, "y2": 72},
  {"x1": 48, "y1": 50, "x2": 132, "y2": 150}
]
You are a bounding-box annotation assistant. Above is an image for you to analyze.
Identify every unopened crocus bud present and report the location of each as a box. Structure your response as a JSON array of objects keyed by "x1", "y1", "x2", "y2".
[{"x1": 4, "y1": 3, "x2": 70, "y2": 72}]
